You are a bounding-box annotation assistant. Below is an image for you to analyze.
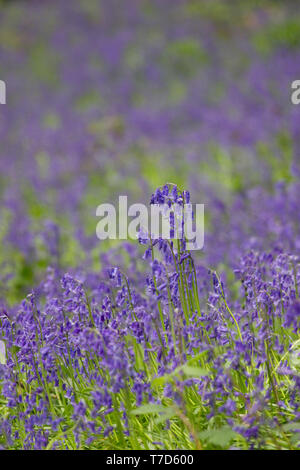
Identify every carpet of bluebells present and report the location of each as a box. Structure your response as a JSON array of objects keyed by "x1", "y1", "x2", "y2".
[{"x1": 0, "y1": 0, "x2": 300, "y2": 450}]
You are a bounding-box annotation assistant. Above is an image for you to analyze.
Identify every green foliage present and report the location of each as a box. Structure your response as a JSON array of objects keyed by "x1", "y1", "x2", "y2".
[
  {"x1": 163, "y1": 38, "x2": 207, "y2": 77},
  {"x1": 254, "y1": 19, "x2": 300, "y2": 54},
  {"x1": 28, "y1": 42, "x2": 60, "y2": 85},
  {"x1": 198, "y1": 426, "x2": 238, "y2": 448},
  {"x1": 257, "y1": 130, "x2": 294, "y2": 184}
]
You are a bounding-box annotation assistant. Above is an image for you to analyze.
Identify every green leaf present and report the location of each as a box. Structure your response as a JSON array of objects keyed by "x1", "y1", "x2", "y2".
[
  {"x1": 0, "y1": 340, "x2": 6, "y2": 365},
  {"x1": 154, "y1": 409, "x2": 177, "y2": 425},
  {"x1": 131, "y1": 404, "x2": 177, "y2": 426},
  {"x1": 152, "y1": 361, "x2": 210, "y2": 388},
  {"x1": 282, "y1": 422, "x2": 300, "y2": 432},
  {"x1": 152, "y1": 375, "x2": 172, "y2": 388},
  {"x1": 180, "y1": 365, "x2": 210, "y2": 378},
  {"x1": 130, "y1": 404, "x2": 168, "y2": 416},
  {"x1": 198, "y1": 426, "x2": 237, "y2": 448}
]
